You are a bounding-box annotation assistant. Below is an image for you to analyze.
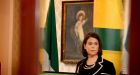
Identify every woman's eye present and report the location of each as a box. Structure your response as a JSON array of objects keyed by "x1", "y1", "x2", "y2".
[
  {"x1": 88, "y1": 42, "x2": 92, "y2": 45},
  {"x1": 94, "y1": 42, "x2": 98, "y2": 45}
]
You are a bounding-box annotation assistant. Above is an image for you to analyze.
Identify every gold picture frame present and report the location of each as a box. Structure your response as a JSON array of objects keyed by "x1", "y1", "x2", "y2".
[{"x1": 61, "y1": 0, "x2": 94, "y2": 64}]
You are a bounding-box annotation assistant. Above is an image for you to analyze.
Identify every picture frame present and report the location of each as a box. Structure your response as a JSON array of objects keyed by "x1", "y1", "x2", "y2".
[{"x1": 61, "y1": 0, "x2": 94, "y2": 64}]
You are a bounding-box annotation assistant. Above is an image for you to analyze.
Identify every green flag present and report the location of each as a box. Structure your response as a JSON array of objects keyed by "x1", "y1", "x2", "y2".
[{"x1": 44, "y1": 0, "x2": 59, "y2": 72}]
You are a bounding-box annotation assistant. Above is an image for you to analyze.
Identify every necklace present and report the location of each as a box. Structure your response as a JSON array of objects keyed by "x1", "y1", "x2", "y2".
[{"x1": 83, "y1": 63, "x2": 95, "y2": 69}]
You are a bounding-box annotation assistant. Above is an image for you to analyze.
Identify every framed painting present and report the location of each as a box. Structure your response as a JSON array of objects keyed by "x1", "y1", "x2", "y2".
[{"x1": 61, "y1": 0, "x2": 94, "y2": 64}]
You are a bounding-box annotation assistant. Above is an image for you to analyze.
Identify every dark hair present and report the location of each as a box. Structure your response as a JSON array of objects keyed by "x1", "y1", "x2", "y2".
[{"x1": 82, "y1": 32, "x2": 102, "y2": 57}]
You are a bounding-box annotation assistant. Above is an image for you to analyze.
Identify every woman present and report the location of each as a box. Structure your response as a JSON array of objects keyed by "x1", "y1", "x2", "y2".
[{"x1": 75, "y1": 32, "x2": 116, "y2": 75}]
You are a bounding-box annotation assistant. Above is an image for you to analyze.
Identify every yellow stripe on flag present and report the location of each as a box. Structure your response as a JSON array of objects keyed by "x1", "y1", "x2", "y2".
[
  {"x1": 102, "y1": 50, "x2": 122, "y2": 75},
  {"x1": 94, "y1": 0, "x2": 124, "y2": 29},
  {"x1": 39, "y1": 0, "x2": 50, "y2": 28}
]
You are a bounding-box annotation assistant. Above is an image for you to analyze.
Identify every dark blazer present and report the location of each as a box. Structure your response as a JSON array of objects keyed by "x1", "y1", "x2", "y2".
[{"x1": 75, "y1": 57, "x2": 116, "y2": 75}]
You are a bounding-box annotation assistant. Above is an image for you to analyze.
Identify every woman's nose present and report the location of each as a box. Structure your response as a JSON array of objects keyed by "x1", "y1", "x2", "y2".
[{"x1": 91, "y1": 45, "x2": 95, "y2": 48}]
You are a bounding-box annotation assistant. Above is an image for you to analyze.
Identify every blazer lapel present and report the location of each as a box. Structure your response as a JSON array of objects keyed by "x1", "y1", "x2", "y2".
[{"x1": 92, "y1": 57, "x2": 103, "y2": 75}]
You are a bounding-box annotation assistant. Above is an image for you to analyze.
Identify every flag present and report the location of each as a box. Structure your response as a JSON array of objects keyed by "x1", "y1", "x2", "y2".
[
  {"x1": 93, "y1": 0, "x2": 123, "y2": 75},
  {"x1": 121, "y1": 0, "x2": 130, "y2": 74},
  {"x1": 43, "y1": 0, "x2": 59, "y2": 72},
  {"x1": 121, "y1": 25, "x2": 129, "y2": 74}
]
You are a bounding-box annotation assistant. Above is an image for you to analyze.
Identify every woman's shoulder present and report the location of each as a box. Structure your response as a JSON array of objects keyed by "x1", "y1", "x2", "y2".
[
  {"x1": 102, "y1": 59, "x2": 114, "y2": 65},
  {"x1": 102, "y1": 59, "x2": 116, "y2": 70},
  {"x1": 102, "y1": 59, "x2": 116, "y2": 74}
]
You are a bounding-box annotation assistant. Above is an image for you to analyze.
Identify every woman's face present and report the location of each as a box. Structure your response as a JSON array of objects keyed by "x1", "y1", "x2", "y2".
[
  {"x1": 79, "y1": 15, "x2": 83, "y2": 21},
  {"x1": 84, "y1": 37, "x2": 99, "y2": 56}
]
